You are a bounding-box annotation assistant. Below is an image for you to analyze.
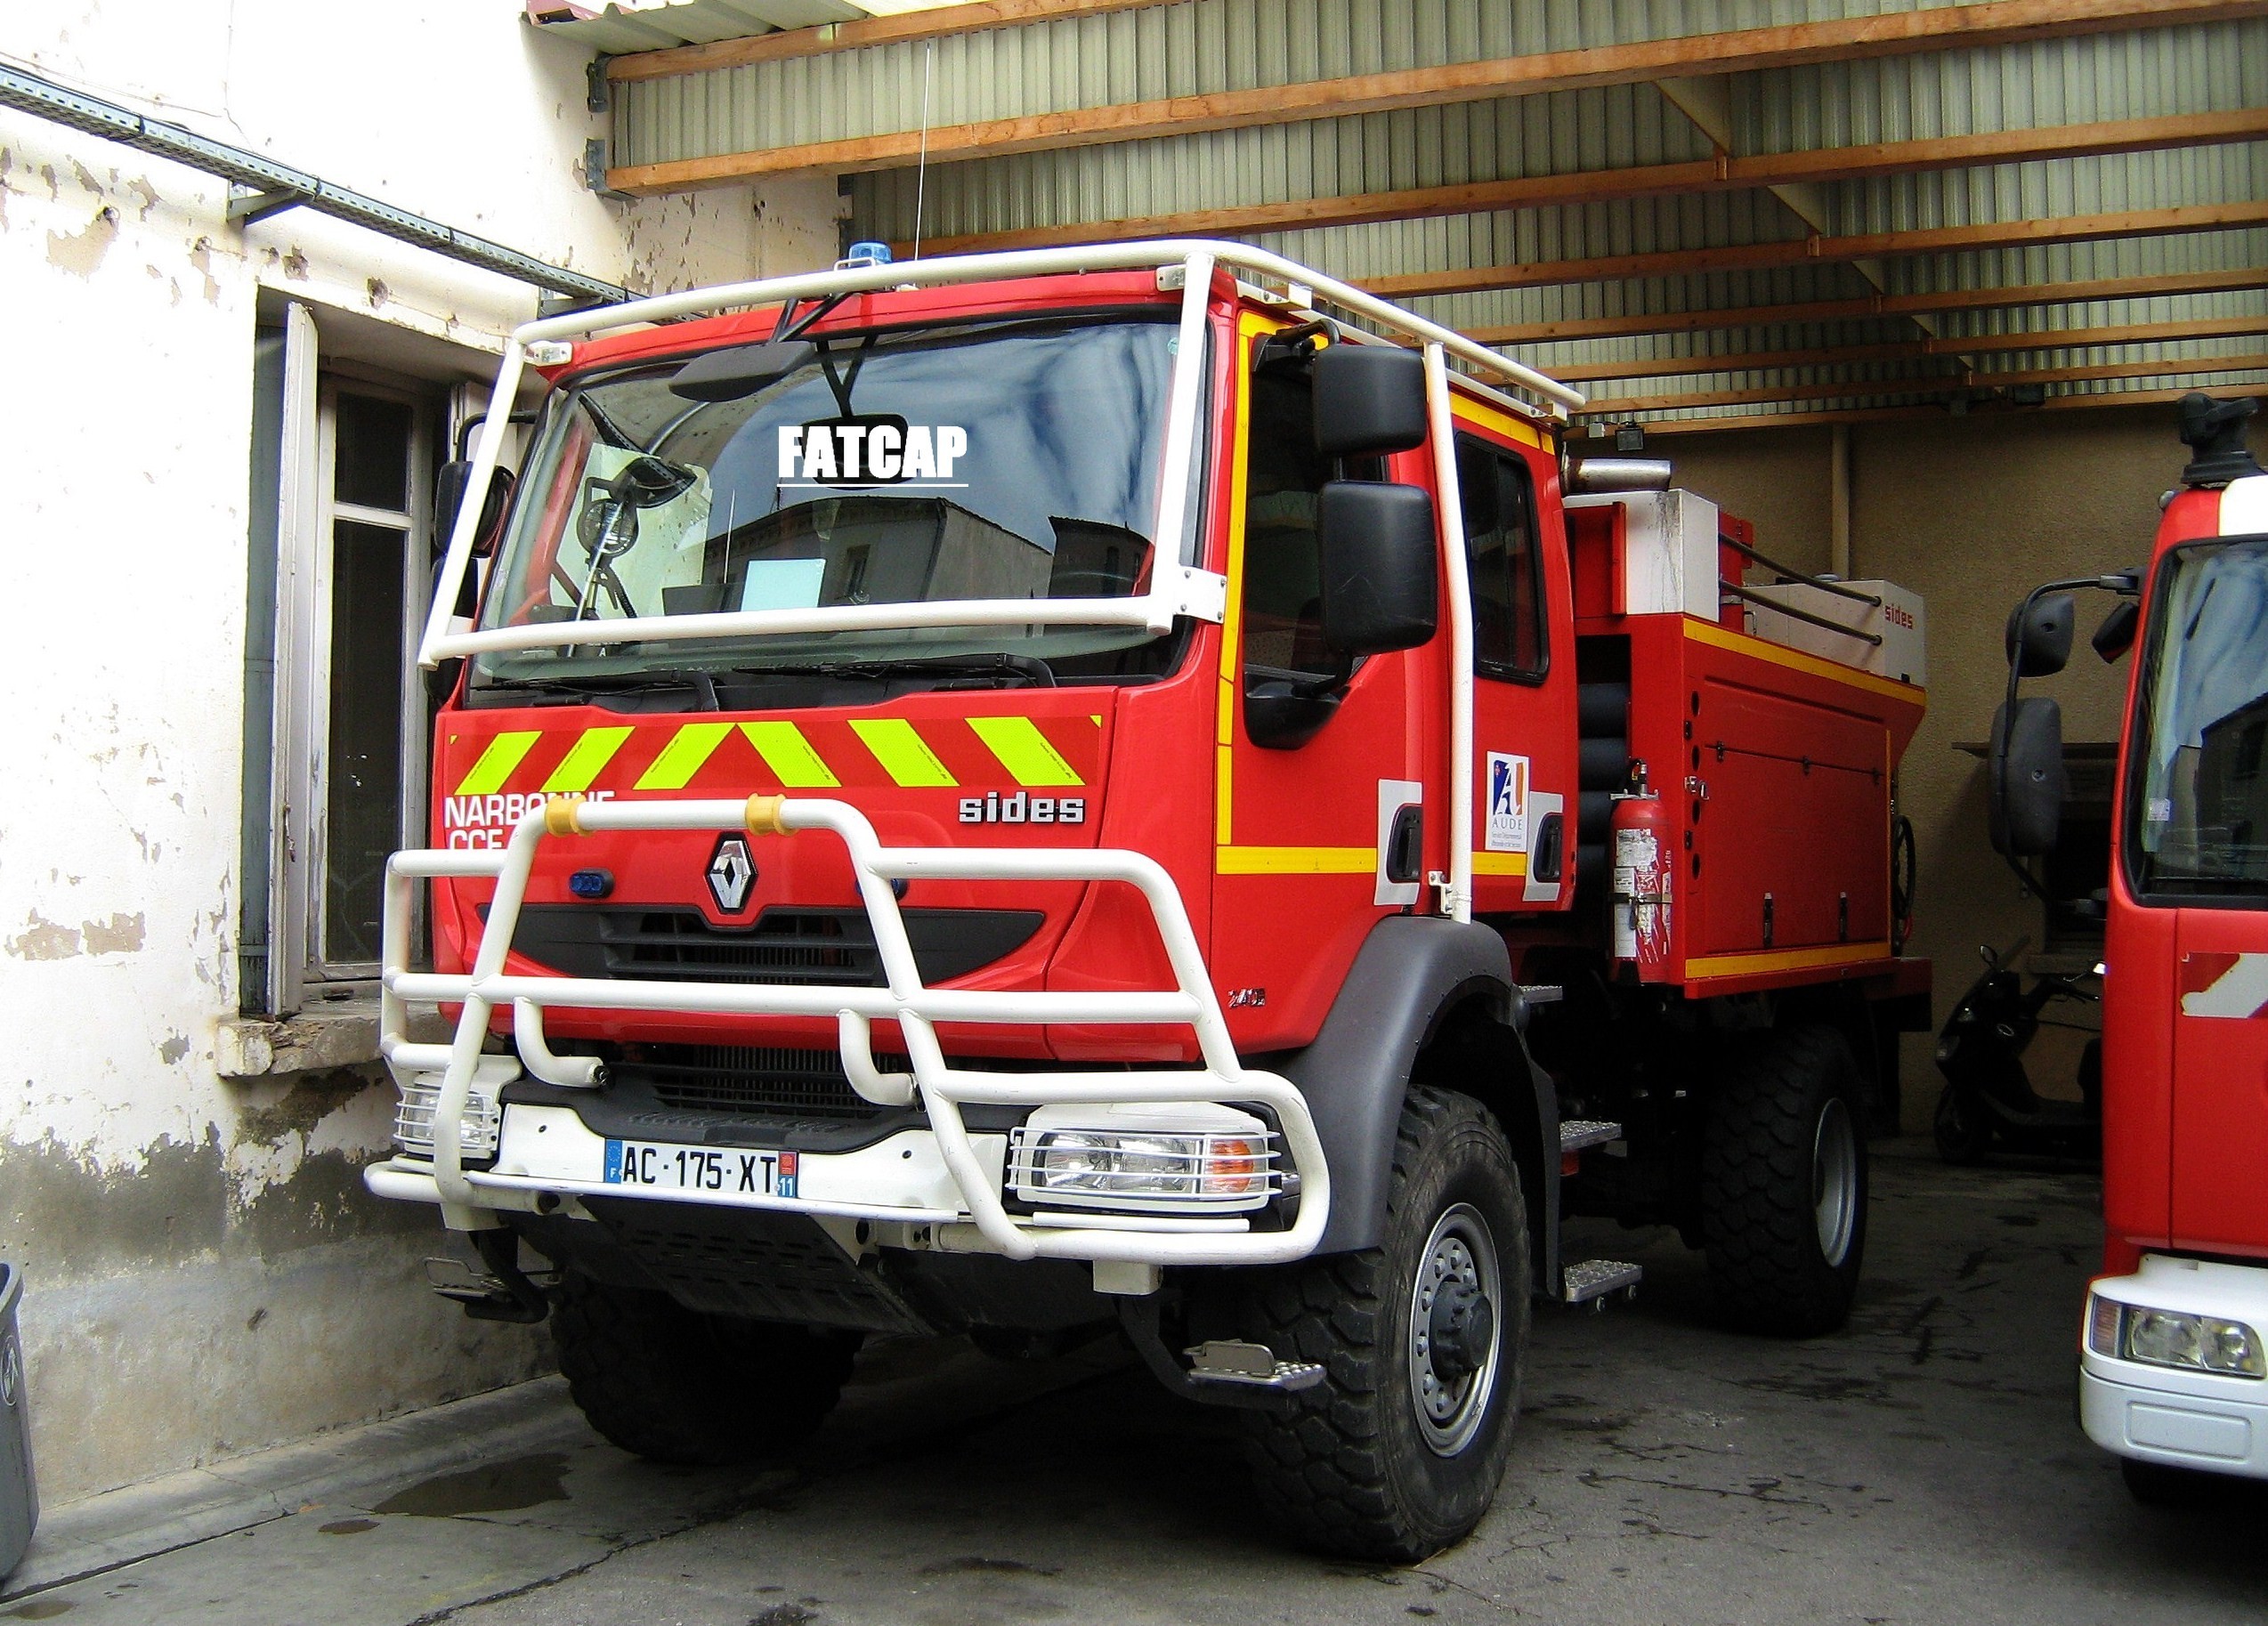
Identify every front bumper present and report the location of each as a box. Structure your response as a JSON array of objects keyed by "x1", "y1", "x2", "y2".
[
  {"x1": 369, "y1": 794, "x2": 1330, "y2": 1269},
  {"x1": 2080, "y1": 1255, "x2": 2268, "y2": 1479}
]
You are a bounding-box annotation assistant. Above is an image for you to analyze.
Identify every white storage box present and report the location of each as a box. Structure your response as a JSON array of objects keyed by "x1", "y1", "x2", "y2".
[
  {"x1": 1564, "y1": 489, "x2": 1721, "y2": 621},
  {"x1": 1744, "y1": 579, "x2": 1926, "y2": 687}
]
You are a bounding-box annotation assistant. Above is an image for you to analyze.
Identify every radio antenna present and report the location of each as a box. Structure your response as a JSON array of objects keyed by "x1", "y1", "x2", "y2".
[{"x1": 911, "y1": 40, "x2": 936, "y2": 260}]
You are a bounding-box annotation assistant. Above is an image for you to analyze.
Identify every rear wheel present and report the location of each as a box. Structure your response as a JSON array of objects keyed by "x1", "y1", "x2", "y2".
[
  {"x1": 1231, "y1": 1088, "x2": 1530, "y2": 1563},
  {"x1": 1701, "y1": 1025, "x2": 1868, "y2": 1337},
  {"x1": 1932, "y1": 1082, "x2": 1991, "y2": 1165},
  {"x1": 552, "y1": 1274, "x2": 860, "y2": 1466}
]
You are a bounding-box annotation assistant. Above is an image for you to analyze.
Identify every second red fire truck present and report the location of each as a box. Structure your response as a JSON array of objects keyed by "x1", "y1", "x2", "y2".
[
  {"x1": 367, "y1": 241, "x2": 1931, "y2": 1559},
  {"x1": 1996, "y1": 393, "x2": 2268, "y2": 1503}
]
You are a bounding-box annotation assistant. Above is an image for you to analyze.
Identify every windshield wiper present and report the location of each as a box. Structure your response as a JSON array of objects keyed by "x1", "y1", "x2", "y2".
[
  {"x1": 725, "y1": 652, "x2": 1056, "y2": 689},
  {"x1": 477, "y1": 670, "x2": 722, "y2": 709}
]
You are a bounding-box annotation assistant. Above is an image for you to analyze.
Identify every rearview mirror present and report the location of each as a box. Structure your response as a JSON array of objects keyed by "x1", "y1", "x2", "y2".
[
  {"x1": 1989, "y1": 696, "x2": 2066, "y2": 857},
  {"x1": 1317, "y1": 481, "x2": 1438, "y2": 655},
  {"x1": 668, "y1": 339, "x2": 817, "y2": 402},
  {"x1": 2093, "y1": 598, "x2": 2140, "y2": 663},
  {"x1": 1313, "y1": 344, "x2": 1428, "y2": 458},
  {"x1": 2005, "y1": 591, "x2": 2075, "y2": 676},
  {"x1": 433, "y1": 461, "x2": 516, "y2": 559}
]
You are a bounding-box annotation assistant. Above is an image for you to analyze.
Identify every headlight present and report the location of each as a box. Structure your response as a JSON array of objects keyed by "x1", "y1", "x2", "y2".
[
  {"x1": 393, "y1": 1080, "x2": 501, "y2": 1159},
  {"x1": 2090, "y1": 1294, "x2": 2267, "y2": 1378},
  {"x1": 1008, "y1": 1103, "x2": 1283, "y2": 1212}
]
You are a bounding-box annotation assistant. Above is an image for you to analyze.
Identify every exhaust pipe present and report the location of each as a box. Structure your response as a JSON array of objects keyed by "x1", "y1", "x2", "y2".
[{"x1": 1566, "y1": 457, "x2": 1673, "y2": 495}]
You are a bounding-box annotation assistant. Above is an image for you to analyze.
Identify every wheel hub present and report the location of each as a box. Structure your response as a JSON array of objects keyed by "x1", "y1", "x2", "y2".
[
  {"x1": 1407, "y1": 1203, "x2": 1505, "y2": 1457},
  {"x1": 1426, "y1": 1276, "x2": 1494, "y2": 1383},
  {"x1": 1812, "y1": 1096, "x2": 1859, "y2": 1268}
]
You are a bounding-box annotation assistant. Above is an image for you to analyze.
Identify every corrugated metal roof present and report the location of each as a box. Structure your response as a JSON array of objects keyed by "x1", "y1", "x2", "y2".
[
  {"x1": 530, "y1": 0, "x2": 866, "y2": 57},
  {"x1": 595, "y1": 0, "x2": 2268, "y2": 424}
]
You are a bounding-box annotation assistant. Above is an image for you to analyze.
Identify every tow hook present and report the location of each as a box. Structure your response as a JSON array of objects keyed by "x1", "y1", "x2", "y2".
[{"x1": 426, "y1": 1228, "x2": 554, "y2": 1324}]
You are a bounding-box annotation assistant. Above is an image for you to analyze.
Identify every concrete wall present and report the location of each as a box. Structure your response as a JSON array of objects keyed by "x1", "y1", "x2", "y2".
[
  {"x1": 0, "y1": 1, "x2": 837, "y2": 1505},
  {"x1": 1673, "y1": 404, "x2": 2268, "y2": 1128}
]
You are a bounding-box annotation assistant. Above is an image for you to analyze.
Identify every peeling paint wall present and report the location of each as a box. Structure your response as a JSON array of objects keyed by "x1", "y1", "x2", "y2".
[{"x1": 0, "y1": 0, "x2": 837, "y2": 1505}]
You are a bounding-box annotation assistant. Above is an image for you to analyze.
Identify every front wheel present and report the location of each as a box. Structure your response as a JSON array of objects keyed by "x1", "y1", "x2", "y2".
[
  {"x1": 1701, "y1": 1025, "x2": 1868, "y2": 1338},
  {"x1": 1232, "y1": 1087, "x2": 1530, "y2": 1563},
  {"x1": 552, "y1": 1274, "x2": 860, "y2": 1466}
]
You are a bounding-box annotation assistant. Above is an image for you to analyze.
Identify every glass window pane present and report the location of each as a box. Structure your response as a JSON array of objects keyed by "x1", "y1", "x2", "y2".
[
  {"x1": 335, "y1": 392, "x2": 414, "y2": 512},
  {"x1": 324, "y1": 520, "x2": 407, "y2": 962},
  {"x1": 1459, "y1": 437, "x2": 1544, "y2": 679}
]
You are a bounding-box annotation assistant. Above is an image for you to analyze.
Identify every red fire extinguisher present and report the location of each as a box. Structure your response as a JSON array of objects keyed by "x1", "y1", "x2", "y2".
[{"x1": 1609, "y1": 762, "x2": 1673, "y2": 974}]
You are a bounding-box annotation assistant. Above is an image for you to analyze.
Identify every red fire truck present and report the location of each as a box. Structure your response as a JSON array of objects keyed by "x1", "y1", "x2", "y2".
[
  {"x1": 369, "y1": 241, "x2": 1930, "y2": 1559},
  {"x1": 2000, "y1": 394, "x2": 2268, "y2": 1503}
]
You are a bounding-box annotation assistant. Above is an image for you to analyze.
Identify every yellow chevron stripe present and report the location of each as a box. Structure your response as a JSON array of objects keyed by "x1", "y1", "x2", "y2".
[
  {"x1": 540, "y1": 726, "x2": 634, "y2": 793},
  {"x1": 635, "y1": 722, "x2": 733, "y2": 790},
  {"x1": 850, "y1": 717, "x2": 958, "y2": 787},
  {"x1": 740, "y1": 720, "x2": 840, "y2": 789},
  {"x1": 1471, "y1": 852, "x2": 1529, "y2": 877},
  {"x1": 967, "y1": 716, "x2": 1081, "y2": 787},
  {"x1": 453, "y1": 732, "x2": 540, "y2": 797}
]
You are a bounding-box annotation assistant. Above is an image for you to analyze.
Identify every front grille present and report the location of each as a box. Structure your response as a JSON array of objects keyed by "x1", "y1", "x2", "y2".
[
  {"x1": 615, "y1": 911, "x2": 877, "y2": 985},
  {"x1": 608, "y1": 1042, "x2": 912, "y2": 1120},
  {"x1": 508, "y1": 905, "x2": 1045, "y2": 990}
]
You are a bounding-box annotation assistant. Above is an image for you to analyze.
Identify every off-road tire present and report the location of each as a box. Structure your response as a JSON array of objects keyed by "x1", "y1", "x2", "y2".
[
  {"x1": 1701, "y1": 1025, "x2": 1868, "y2": 1338},
  {"x1": 1932, "y1": 1082, "x2": 1991, "y2": 1165},
  {"x1": 1230, "y1": 1087, "x2": 1530, "y2": 1563},
  {"x1": 552, "y1": 1274, "x2": 860, "y2": 1466}
]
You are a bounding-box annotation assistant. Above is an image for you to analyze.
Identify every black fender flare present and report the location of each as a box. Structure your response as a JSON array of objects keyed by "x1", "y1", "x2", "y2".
[{"x1": 1274, "y1": 915, "x2": 1559, "y2": 1277}]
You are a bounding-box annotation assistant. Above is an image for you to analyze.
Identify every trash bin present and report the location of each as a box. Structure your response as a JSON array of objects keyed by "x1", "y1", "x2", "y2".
[{"x1": 0, "y1": 1266, "x2": 36, "y2": 1575}]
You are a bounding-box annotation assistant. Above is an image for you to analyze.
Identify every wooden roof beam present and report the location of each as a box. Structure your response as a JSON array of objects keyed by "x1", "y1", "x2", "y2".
[
  {"x1": 1634, "y1": 384, "x2": 2264, "y2": 435},
  {"x1": 1546, "y1": 314, "x2": 2268, "y2": 384},
  {"x1": 607, "y1": 0, "x2": 2268, "y2": 190},
  {"x1": 1467, "y1": 267, "x2": 2268, "y2": 347},
  {"x1": 899, "y1": 108, "x2": 2268, "y2": 255},
  {"x1": 1580, "y1": 353, "x2": 2268, "y2": 415},
  {"x1": 1365, "y1": 201, "x2": 2268, "y2": 300}
]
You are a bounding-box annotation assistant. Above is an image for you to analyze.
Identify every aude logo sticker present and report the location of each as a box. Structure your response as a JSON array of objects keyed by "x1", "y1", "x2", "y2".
[
  {"x1": 1485, "y1": 752, "x2": 1529, "y2": 853},
  {"x1": 780, "y1": 419, "x2": 968, "y2": 487}
]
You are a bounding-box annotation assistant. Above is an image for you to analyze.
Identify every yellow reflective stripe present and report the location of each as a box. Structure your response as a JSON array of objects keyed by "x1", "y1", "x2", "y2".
[
  {"x1": 968, "y1": 716, "x2": 1081, "y2": 787},
  {"x1": 850, "y1": 717, "x2": 958, "y2": 787},
  {"x1": 1471, "y1": 853, "x2": 1529, "y2": 877},
  {"x1": 540, "y1": 726, "x2": 634, "y2": 793},
  {"x1": 453, "y1": 731, "x2": 541, "y2": 797},
  {"x1": 740, "y1": 720, "x2": 840, "y2": 789},
  {"x1": 1216, "y1": 845, "x2": 1376, "y2": 875},
  {"x1": 1685, "y1": 941, "x2": 1892, "y2": 980},
  {"x1": 634, "y1": 722, "x2": 733, "y2": 790}
]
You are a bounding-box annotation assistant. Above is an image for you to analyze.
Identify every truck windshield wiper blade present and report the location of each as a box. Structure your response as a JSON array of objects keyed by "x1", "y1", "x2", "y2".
[
  {"x1": 725, "y1": 653, "x2": 1056, "y2": 688},
  {"x1": 477, "y1": 670, "x2": 723, "y2": 708}
]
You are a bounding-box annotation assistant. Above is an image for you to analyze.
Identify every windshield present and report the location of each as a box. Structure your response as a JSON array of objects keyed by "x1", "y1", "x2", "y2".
[
  {"x1": 2130, "y1": 535, "x2": 2268, "y2": 897},
  {"x1": 475, "y1": 314, "x2": 1187, "y2": 686}
]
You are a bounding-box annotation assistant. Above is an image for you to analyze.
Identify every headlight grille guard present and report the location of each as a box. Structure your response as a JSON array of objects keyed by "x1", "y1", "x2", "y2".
[{"x1": 374, "y1": 794, "x2": 1330, "y2": 1266}]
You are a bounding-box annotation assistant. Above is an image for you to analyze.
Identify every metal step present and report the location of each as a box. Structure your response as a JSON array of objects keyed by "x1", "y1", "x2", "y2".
[
  {"x1": 1183, "y1": 1339, "x2": 1326, "y2": 1392},
  {"x1": 1562, "y1": 1258, "x2": 1643, "y2": 1308},
  {"x1": 1559, "y1": 1119, "x2": 1622, "y2": 1153}
]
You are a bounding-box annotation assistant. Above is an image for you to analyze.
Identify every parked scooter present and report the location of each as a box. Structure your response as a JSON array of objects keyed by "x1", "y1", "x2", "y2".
[{"x1": 1933, "y1": 940, "x2": 2102, "y2": 1163}]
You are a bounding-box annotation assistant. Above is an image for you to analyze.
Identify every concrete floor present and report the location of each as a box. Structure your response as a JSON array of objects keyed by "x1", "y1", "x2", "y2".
[{"x1": 14, "y1": 1142, "x2": 2268, "y2": 1625}]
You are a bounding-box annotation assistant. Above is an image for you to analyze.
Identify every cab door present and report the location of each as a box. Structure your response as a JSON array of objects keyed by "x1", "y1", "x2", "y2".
[
  {"x1": 1210, "y1": 318, "x2": 1429, "y2": 1049},
  {"x1": 1455, "y1": 419, "x2": 1578, "y2": 916}
]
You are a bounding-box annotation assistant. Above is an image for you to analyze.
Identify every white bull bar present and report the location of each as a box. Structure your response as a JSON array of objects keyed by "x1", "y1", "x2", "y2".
[{"x1": 373, "y1": 794, "x2": 1330, "y2": 1266}]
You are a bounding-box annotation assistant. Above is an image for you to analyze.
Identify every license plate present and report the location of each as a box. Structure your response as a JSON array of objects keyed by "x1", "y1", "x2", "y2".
[{"x1": 603, "y1": 1140, "x2": 799, "y2": 1199}]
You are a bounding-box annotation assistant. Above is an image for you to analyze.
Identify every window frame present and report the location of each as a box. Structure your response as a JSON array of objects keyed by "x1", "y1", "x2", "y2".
[
  {"x1": 1454, "y1": 431, "x2": 1550, "y2": 686},
  {"x1": 303, "y1": 375, "x2": 436, "y2": 981}
]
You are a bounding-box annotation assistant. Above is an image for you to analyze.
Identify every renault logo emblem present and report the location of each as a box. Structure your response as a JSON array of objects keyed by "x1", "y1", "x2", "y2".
[{"x1": 706, "y1": 833, "x2": 756, "y2": 913}]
